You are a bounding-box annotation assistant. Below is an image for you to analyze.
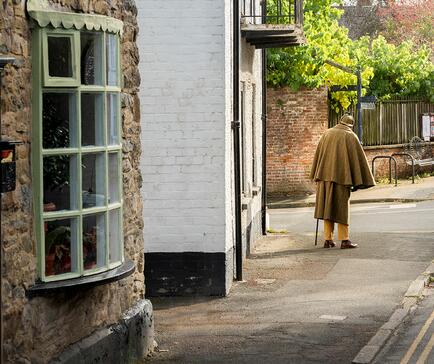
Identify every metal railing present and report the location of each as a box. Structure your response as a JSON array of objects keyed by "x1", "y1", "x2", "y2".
[
  {"x1": 241, "y1": 0, "x2": 303, "y2": 25},
  {"x1": 372, "y1": 156, "x2": 398, "y2": 186}
]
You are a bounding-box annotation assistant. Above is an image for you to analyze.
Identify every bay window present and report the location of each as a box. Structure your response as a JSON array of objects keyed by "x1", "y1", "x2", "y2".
[{"x1": 32, "y1": 25, "x2": 123, "y2": 282}]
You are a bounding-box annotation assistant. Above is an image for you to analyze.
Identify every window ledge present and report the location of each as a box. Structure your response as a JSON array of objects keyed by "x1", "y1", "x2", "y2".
[{"x1": 26, "y1": 260, "x2": 135, "y2": 298}]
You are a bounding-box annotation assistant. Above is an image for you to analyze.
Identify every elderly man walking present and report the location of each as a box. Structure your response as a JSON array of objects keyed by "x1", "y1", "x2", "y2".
[{"x1": 310, "y1": 114, "x2": 375, "y2": 249}]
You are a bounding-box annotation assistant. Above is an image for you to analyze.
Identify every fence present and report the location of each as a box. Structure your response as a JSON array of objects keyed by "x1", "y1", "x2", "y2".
[{"x1": 329, "y1": 98, "x2": 434, "y2": 146}]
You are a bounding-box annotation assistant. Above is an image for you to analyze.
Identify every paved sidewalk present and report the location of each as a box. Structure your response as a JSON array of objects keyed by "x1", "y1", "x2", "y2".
[
  {"x1": 268, "y1": 176, "x2": 434, "y2": 209},
  {"x1": 147, "y1": 228, "x2": 434, "y2": 363}
]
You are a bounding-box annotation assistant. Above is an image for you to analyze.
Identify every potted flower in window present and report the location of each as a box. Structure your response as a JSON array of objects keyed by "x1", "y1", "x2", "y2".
[{"x1": 45, "y1": 225, "x2": 71, "y2": 276}]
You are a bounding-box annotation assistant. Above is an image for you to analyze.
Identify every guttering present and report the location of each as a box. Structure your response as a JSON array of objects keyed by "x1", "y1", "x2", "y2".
[{"x1": 232, "y1": 0, "x2": 242, "y2": 281}]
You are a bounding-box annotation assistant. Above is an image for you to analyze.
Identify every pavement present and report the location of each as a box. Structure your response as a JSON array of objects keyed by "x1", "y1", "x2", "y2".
[
  {"x1": 373, "y1": 283, "x2": 434, "y2": 364},
  {"x1": 147, "y1": 195, "x2": 434, "y2": 363},
  {"x1": 267, "y1": 176, "x2": 434, "y2": 209}
]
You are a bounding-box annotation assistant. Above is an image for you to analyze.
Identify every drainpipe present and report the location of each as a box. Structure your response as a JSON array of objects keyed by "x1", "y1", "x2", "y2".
[
  {"x1": 232, "y1": 0, "x2": 242, "y2": 281},
  {"x1": 0, "y1": 56, "x2": 16, "y2": 364},
  {"x1": 261, "y1": 1, "x2": 267, "y2": 235},
  {"x1": 261, "y1": 49, "x2": 267, "y2": 235}
]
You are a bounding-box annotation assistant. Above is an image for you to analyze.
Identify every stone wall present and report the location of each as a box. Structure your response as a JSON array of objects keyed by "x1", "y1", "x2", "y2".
[
  {"x1": 266, "y1": 86, "x2": 328, "y2": 197},
  {"x1": 1, "y1": 1, "x2": 147, "y2": 362}
]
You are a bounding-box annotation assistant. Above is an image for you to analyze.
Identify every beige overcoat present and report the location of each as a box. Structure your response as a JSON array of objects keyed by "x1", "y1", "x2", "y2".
[{"x1": 310, "y1": 124, "x2": 375, "y2": 224}]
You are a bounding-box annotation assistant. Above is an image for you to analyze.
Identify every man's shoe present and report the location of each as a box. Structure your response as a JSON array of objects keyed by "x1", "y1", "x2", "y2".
[
  {"x1": 341, "y1": 240, "x2": 358, "y2": 249},
  {"x1": 324, "y1": 240, "x2": 336, "y2": 248}
]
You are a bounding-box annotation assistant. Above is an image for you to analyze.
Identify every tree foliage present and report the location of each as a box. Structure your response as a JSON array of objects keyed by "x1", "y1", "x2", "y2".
[
  {"x1": 377, "y1": 0, "x2": 434, "y2": 55},
  {"x1": 353, "y1": 36, "x2": 434, "y2": 100},
  {"x1": 267, "y1": 0, "x2": 434, "y2": 110}
]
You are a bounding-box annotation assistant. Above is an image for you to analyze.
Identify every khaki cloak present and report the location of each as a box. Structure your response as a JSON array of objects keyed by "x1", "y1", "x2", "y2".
[{"x1": 310, "y1": 124, "x2": 375, "y2": 224}]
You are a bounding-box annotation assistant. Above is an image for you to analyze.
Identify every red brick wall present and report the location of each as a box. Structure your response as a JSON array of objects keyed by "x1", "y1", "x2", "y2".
[
  {"x1": 266, "y1": 86, "x2": 432, "y2": 197},
  {"x1": 266, "y1": 86, "x2": 328, "y2": 196},
  {"x1": 364, "y1": 145, "x2": 433, "y2": 180}
]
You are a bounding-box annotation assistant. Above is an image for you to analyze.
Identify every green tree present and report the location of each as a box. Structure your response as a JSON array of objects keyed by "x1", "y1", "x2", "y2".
[
  {"x1": 268, "y1": 0, "x2": 373, "y2": 110},
  {"x1": 377, "y1": 0, "x2": 434, "y2": 56},
  {"x1": 352, "y1": 36, "x2": 434, "y2": 101},
  {"x1": 267, "y1": 0, "x2": 434, "y2": 110}
]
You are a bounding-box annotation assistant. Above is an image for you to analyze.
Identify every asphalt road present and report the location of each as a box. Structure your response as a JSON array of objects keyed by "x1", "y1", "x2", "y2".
[
  {"x1": 269, "y1": 200, "x2": 434, "y2": 236},
  {"x1": 149, "y1": 201, "x2": 434, "y2": 363}
]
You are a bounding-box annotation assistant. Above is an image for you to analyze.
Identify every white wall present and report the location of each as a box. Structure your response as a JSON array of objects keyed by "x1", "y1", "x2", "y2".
[
  {"x1": 138, "y1": 0, "x2": 228, "y2": 253},
  {"x1": 224, "y1": 0, "x2": 235, "y2": 254}
]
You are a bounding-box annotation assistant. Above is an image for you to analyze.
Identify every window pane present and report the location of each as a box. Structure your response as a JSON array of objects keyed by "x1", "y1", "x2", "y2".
[
  {"x1": 43, "y1": 155, "x2": 77, "y2": 211},
  {"x1": 109, "y1": 209, "x2": 121, "y2": 263},
  {"x1": 106, "y1": 34, "x2": 118, "y2": 86},
  {"x1": 81, "y1": 33, "x2": 103, "y2": 85},
  {"x1": 108, "y1": 153, "x2": 120, "y2": 204},
  {"x1": 45, "y1": 218, "x2": 78, "y2": 277},
  {"x1": 82, "y1": 153, "x2": 105, "y2": 208},
  {"x1": 43, "y1": 93, "x2": 77, "y2": 149},
  {"x1": 83, "y1": 213, "x2": 106, "y2": 270},
  {"x1": 48, "y1": 36, "x2": 73, "y2": 78},
  {"x1": 107, "y1": 93, "x2": 119, "y2": 145},
  {"x1": 81, "y1": 93, "x2": 104, "y2": 146}
]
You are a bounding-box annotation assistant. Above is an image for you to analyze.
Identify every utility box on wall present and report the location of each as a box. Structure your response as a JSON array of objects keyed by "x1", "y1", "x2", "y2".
[{"x1": 0, "y1": 141, "x2": 18, "y2": 192}]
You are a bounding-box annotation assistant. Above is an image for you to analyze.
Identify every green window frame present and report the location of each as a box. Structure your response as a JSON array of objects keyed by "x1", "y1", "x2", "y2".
[
  {"x1": 42, "y1": 30, "x2": 80, "y2": 87},
  {"x1": 32, "y1": 26, "x2": 123, "y2": 282}
]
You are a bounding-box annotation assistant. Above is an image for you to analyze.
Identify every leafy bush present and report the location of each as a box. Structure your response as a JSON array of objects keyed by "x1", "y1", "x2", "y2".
[{"x1": 267, "y1": 0, "x2": 434, "y2": 111}]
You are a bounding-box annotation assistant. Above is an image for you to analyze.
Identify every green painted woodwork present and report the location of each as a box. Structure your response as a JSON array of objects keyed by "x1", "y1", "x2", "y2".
[
  {"x1": 42, "y1": 29, "x2": 80, "y2": 87},
  {"x1": 32, "y1": 24, "x2": 123, "y2": 283},
  {"x1": 27, "y1": 0, "x2": 124, "y2": 35}
]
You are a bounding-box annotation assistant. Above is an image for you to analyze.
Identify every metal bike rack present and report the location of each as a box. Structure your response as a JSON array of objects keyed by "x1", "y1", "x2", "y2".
[
  {"x1": 372, "y1": 156, "x2": 398, "y2": 187},
  {"x1": 391, "y1": 152, "x2": 415, "y2": 184}
]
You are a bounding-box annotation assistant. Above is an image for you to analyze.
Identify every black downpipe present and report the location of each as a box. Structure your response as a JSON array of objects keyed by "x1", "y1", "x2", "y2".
[
  {"x1": 261, "y1": 1, "x2": 267, "y2": 235},
  {"x1": 261, "y1": 48, "x2": 267, "y2": 236},
  {"x1": 232, "y1": 0, "x2": 242, "y2": 281}
]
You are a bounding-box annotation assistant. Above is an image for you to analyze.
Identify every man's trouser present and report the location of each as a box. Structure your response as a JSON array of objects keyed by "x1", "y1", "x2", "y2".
[{"x1": 324, "y1": 220, "x2": 349, "y2": 241}]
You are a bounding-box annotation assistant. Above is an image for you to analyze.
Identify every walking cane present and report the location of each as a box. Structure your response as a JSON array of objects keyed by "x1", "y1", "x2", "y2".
[{"x1": 315, "y1": 219, "x2": 319, "y2": 246}]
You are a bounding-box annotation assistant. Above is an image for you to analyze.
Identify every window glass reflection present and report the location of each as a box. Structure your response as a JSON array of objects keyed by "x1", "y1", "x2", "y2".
[
  {"x1": 43, "y1": 155, "x2": 77, "y2": 211},
  {"x1": 48, "y1": 36, "x2": 73, "y2": 78},
  {"x1": 83, "y1": 213, "x2": 106, "y2": 270},
  {"x1": 106, "y1": 34, "x2": 118, "y2": 86},
  {"x1": 43, "y1": 93, "x2": 76, "y2": 149},
  {"x1": 109, "y1": 209, "x2": 121, "y2": 263},
  {"x1": 108, "y1": 153, "x2": 120, "y2": 204},
  {"x1": 82, "y1": 153, "x2": 106, "y2": 208},
  {"x1": 81, "y1": 33, "x2": 103, "y2": 85},
  {"x1": 45, "y1": 218, "x2": 78, "y2": 276},
  {"x1": 106, "y1": 93, "x2": 119, "y2": 145},
  {"x1": 81, "y1": 93, "x2": 103, "y2": 146}
]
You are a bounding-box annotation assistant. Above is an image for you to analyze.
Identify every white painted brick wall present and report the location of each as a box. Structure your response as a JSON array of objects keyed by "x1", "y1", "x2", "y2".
[{"x1": 138, "y1": 0, "x2": 229, "y2": 253}]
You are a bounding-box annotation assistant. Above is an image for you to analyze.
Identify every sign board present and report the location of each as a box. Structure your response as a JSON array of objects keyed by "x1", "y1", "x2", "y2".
[
  {"x1": 421, "y1": 113, "x2": 434, "y2": 141},
  {"x1": 360, "y1": 95, "x2": 377, "y2": 110},
  {"x1": 360, "y1": 96, "x2": 377, "y2": 103},
  {"x1": 361, "y1": 102, "x2": 376, "y2": 110},
  {"x1": 330, "y1": 85, "x2": 358, "y2": 92}
]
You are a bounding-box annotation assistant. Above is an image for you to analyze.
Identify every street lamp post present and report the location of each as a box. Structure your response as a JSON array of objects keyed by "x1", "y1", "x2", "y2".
[{"x1": 356, "y1": 69, "x2": 362, "y2": 142}]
